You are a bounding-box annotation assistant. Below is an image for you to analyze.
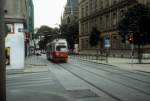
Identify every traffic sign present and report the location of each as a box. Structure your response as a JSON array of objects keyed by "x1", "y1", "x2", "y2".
[
  {"x1": 104, "y1": 35, "x2": 110, "y2": 48},
  {"x1": 105, "y1": 39, "x2": 110, "y2": 48}
]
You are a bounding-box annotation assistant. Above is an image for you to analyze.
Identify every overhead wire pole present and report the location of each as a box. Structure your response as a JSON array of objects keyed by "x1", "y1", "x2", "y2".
[{"x1": 0, "y1": 0, "x2": 6, "y2": 100}]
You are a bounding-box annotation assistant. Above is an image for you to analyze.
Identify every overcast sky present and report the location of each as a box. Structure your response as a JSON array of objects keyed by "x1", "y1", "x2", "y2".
[{"x1": 33, "y1": 0, "x2": 67, "y2": 28}]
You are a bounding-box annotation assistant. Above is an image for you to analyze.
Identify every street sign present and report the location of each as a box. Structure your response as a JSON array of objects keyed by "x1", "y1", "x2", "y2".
[
  {"x1": 104, "y1": 36, "x2": 110, "y2": 48},
  {"x1": 104, "y1": 39, "x2": 110, "y2": 48}
]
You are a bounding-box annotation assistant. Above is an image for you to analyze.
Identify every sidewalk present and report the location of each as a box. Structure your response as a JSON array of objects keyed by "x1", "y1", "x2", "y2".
[
  {"x1": 103, "y1": 57, "x2": 150, "y2": 72},
  {"x1": 24, "y1": 55, "x2": 49, "y2": 73},
  {"x1": 78, "y1": 56, "x2": 150, "y2": 73},
  {"x1": 6, "y1": 55, "x2": 49, "y2": 75},
  {"x1": 7, "y1": 55, "x2": 74, "y2": 101},
  {"x1": 78, "y1": 50, "x2": 150, "y2": 72}
]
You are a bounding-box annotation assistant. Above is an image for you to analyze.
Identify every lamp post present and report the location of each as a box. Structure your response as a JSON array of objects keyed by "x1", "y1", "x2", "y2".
[{"x1": 0, "y1": 0, "x2": 6, "y2": 100}]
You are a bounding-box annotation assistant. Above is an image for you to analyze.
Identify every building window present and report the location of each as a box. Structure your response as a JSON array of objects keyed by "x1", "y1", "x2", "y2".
[
  {"x1": 87, "y1": 22, "x2": 89, "y2": 33},
  {"x1": 89, "y1": 1, "x2": 93, "y2": 13},
  {"x1": 18, "y1": 28, "x2": 23, "y2": 32},
  {"x1": 83, "y1": 7, "x2": 85, "y2": 17},
  {"x1": 29, "y1": 6, "x2": 31, "y2": 17},
  {"x1": 85, "y1": 3, "x2": 88, "y2": 16},
  {"x1": 120, "y1": 9, "x2": 126, "y2": 19},
  {"x1": 85, "y1": 22, "x2": 88, "y2": 34},
  {"x1": 112, "y1": 0, "x2": 117, "y2": 5},
  {"x1": 106, "y1": 15, "x2": 110, "y2": 29},
  {"x1": 105, "y1": 0, "x2": 109, "y2": 8},
  {"x1": 81, "y1": 39, "x2": 84, "y2": 49},
  {"x1": 99, "y1": 17, "x2": 102, "y2": 30},
  {"x1": 85, "y1": 38, "x2": 88, "y2": 49},
  {"x1": 112, "y1": 35, "x2": 120, "y2": 49},
  {"x1": 94, "y1": 18, "x2": 97, "y2": 27},
  {"x1": 67, "y1": 17, "x2": 70, "y2": 23},
  {"x1": 94, "y1": 0, "x2": 97, "y2": 11},
  {"x1": 17, "y1": 0, "x2": 21, "y2": 14},
  {"x1": 100, "y1": 1, "x2": 103, "y2": 9},
  {"x1": 81, "y1": 23, "x2": 84, "y2": 35},
  {"x1": 89, "y1": 20, "x2": 92, "y2": 32},
  {"x1": 81, "y1": 6, "x2": 84, "y2": 17},
  {"x1": 100, "y1": 16, "x2": 104, "y2": 30},
  {"x1": 6, "y1": 24, "x2": 14, "y2": 34},
  {"x1": 83, "y1": 23, "x2": 86, "y2": 34},
  {"x1": 112, "y1": 12, "x2": 117, "y2": 27}
]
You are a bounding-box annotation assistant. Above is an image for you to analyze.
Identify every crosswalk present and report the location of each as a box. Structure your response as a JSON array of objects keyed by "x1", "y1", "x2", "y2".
[
  {"x1": 6, "y1": 70, "x2": 73, "y2": 101},
  {"x1": 25, "y1": 55, "x2": 47, "y2": 66},
  {"x1": 7, "y1": 71, "x2": 55, "y2": 89}
]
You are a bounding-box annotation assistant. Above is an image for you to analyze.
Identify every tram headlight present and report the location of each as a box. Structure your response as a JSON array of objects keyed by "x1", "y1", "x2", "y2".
[{"x1": 55, "y1": 52, "x2": 59, "y2": 56}]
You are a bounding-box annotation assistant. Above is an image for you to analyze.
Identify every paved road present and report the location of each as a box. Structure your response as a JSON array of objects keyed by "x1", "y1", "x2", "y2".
[
  {"x1": 47, "y1": 57, "x2": 150, "y2": 101},
  {"x1": 7, "y1": 55, "x2": 150, "y2": 101},
  {"x1": 7, "y1": 71, "x2": 74, "y2": 101}
]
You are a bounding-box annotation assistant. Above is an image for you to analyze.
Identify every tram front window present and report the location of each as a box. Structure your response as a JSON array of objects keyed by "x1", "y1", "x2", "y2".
[{"x1": 56, "y1": 46, "x2": 67, "y2": 51}]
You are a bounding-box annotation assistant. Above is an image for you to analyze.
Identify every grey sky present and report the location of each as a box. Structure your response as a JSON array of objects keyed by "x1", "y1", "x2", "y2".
[{"x1": 33, "y1": 0, "x2": 67, "y2": 28}]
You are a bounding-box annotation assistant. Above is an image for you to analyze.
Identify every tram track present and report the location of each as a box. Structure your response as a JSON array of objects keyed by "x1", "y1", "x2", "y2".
[
  {"x1": 56, "y1": 64, "x2": 123, "y2": 101},
  {"x1": 47, "y1": 58, "x2": 150, "y2": 101},
  {"x1": 70, "y1": 57, "x2": 150, "y2": 77},
  {"x1": 65, "y1": 62, "x2": 150, "y2": 96},
  {"x1": 57, "y1": 62, "x2": 150, "y2": 100},
  {"x1": 69, "y1": 59, "x2": 150, "y2": 84}
]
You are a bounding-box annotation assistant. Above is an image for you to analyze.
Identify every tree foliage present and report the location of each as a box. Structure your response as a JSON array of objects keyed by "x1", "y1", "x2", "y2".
[
  {"x1": 37, "y1": 25, "x2": 60, "y2": 51},
  {"x1": 118, "y1": 3, "x2": 150, "y2": 45},
  {"x1": 118, "y1": 3, "x2": 150, "y2": 63},
  {"x1": 89, "y1": 27, "x2": 100, "y2": 47},
  {"x1": 60, "y1": 21, "x2": 79, "y2": 49},
  {"x1": 37, "y1": 25, "x2": 53, "y2": 35}
]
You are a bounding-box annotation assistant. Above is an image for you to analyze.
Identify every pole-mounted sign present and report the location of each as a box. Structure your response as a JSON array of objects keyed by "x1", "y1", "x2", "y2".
[
  {"x1": 104, "y1": 35, "x2": 110, "y2": 48},
  {"x1": 104, "y1": 35, "x2": 111, "y2": 63}
]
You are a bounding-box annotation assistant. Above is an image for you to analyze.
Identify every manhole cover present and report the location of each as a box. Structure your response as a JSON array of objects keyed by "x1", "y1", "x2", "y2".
[{"x1": 67, "y1": 89, "x2": 99, "y2": 99}]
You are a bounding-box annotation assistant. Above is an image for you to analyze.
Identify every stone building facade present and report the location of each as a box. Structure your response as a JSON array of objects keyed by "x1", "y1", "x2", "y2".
[
  {"x1": 79, "y1": 0, "x2": 150, "y2": 54},
  {"x1": 62, "y1": 0, "x2": 79, "y2": 24},
  {"x1": 61, "y1": 0, "x2": 79, "y2": 50},
  {"x1": 4, "y1": 0, "x2": 34, "y2": 69}
]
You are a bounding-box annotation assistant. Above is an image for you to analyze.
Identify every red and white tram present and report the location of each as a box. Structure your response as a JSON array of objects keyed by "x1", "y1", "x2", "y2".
[{"x1": 46, "y1": 39, "x2": 68, "y2": 62}]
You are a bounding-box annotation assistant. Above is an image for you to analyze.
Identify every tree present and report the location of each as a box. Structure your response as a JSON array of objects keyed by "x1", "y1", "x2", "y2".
[
  {"x1": 118, "y1": 3, "x2": 150, "y2": 63},
  {"x1": 36, "y1": 25, "x2": 60, "y2": 51},
  {"x1": 89, "y1": 27, "x2": 100, "y2": 47},
  {"x1": 37, "y1": 25, "x2": 53, "y2": 35},
  {"x1": 60, "y1": 20, "x2": 79, "y2": 50}
]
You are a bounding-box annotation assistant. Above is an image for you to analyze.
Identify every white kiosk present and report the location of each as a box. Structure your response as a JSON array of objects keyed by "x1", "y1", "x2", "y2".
[{"x1": 5, "y1": 23, "x2": 25, "y2": 69}]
